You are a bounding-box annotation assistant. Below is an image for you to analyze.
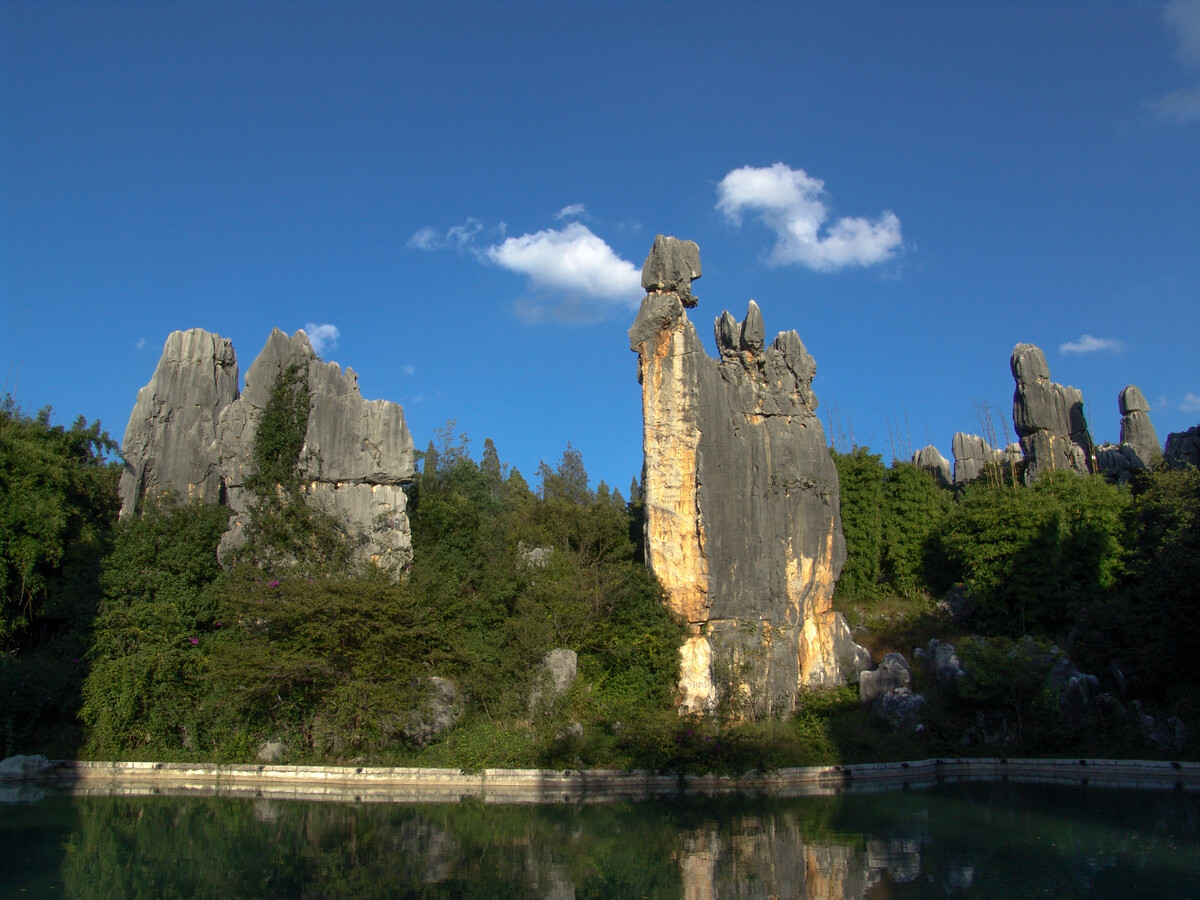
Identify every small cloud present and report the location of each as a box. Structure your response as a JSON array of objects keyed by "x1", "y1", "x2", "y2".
[
  {"x1": 485, "y1": 222, "x2": 642, "y2": 321},
  {"x1": 136, "y1": 338, "x2": 146, "y2": 350},
  {"x1": 1166, "y1": 0, "x2": 1200, "y2": 65},
  {"x1": 1182, "y1": 392, "x2": 1200, "y2": 412},
  {"x1": 1152, "y1": 0, "x2": 1200, "y2": 122},
  {"x1": 1058, "y1": 334, "x2": 1125, "y2": 354},
  {"x1": 716, "y1": 162, "x2": 903, "y2": 271},
  {"x1": 303, "y1": 323, "x2": 340, "y2": 356},
  {"x1": 406, "y1": 218, "x2": 484, "y2": 252},
  {"x1": 555, "y1": 203, "x2": 586, "y2": 220},
  {"x1": 1151, "y1": 83, "x2": 1200, "y2": 122},
  {"x1": 401, "y1": 364, "x2": 415, "y2": 376}
]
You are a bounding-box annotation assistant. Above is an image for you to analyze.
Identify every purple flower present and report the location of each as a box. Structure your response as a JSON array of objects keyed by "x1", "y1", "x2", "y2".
[
  {"x1": 269, "y1": 580, "x2": 281, "y2": 588},
  {"x1": 189, "y1": 637, "x2": 199, "y2": 645}
]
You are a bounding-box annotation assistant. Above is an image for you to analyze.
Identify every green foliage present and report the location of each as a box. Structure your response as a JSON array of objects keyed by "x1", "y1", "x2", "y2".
[
  {"x1": 235, "y1": 363, "x2": 358, "y2": 575},
  {"x1": 0, "y1": 397, "x2": 119, "y2": 648},
  {"x1": 831, "y1": 447, "x2": 886, "y2": 600},
  {"x1": 80, "y1": 498, "x2": 231, "y2": 756},
  {"x1": 880, "y1": 461, "x2": 950, "y2": 595},
  {"x1": 201, "y1": 570, "x2": 439, "y2": 757},
  {"x1": 1078, "y1": 465, "x2": 1200, "y2": 713},
  {"x1": 933, "y1": 472, "x2": 1129, "y2": 635}
]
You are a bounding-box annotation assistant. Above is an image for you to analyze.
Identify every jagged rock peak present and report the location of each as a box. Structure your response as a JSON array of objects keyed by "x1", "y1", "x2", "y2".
[
  {"x1": 630, "y1": 235, "x2": 868, "y2": 718},
  {"x1": 911, "y1": 445, "x2": 952, "y2": 489},
  {"x1": 120, "y1": 326, "x2": 415, "y2": 573},
  {"x1": 641, "y1": 234, "x2": 701, "y2": 307},
  {"x1": 1010, "y1": 343, "x2": 1093, "y2": 484},
  {"x1": 118, "y1": 328, "x2": 239, "y2": 517},
  {"x1": 215, "y1": 328, "x2": 415, "y2": 568}
]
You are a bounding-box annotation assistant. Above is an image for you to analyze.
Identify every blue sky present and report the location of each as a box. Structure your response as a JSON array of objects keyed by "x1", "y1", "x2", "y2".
[{"x1": 3, "y1": 1, "x2": 1199, "y2": 494}]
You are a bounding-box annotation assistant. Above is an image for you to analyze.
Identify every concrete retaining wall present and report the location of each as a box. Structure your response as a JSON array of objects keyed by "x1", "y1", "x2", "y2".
[{"x1": 29, "y1": 757, "x2": 1200, "y2": 804}]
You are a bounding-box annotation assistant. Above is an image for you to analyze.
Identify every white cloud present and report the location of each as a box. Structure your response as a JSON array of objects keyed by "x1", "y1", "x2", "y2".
[
  {"x1": 555, "y1": 203, "x2": 586, "y2": 220},
  {"x1": 1152, "y1": 83, "x2": 1200, "y2": 122},
  {"x1": 1181, "y1": 392, "x2": 1200, "y2": 412},
  {"x1": 1058, "y1": 334, "x2": 1125, "y2": 354},
  {"x1": 1166, "y1": 0, "x2": 1200, "y2": 65},
  {"x1": 406, "y1": 218, "x2": 484, "y2": 252},
  {"x1": 1153, "y1": 1, "x2": 1200, "y2": 121},
  {"x1": 485, "y1": 222, "x2": 642, "y2": 317},
  {"x1": 401, "y1": 364, "x2": 415, "y2": 376},
  {"x1": 716, "y1": 162, "x2": 903, "y2": 271},
  {"x1": 303, "y1": 323, "x2": 340, "y2": 356},
  {"x1": 136, "y1": 338, "x2": 146, "y2": 350}
]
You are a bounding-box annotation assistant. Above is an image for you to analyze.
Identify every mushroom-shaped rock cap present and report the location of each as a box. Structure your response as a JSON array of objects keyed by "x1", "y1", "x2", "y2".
[
  {"x1": 1119, "y1": 385, "x2": 1151, "y2": 416},
  {"x1": 641, "y1": 235, "x2": 701, "y2": 306},
  {"x1": 1011, "y1": 343, "x2": 1050, "y2": 383}
]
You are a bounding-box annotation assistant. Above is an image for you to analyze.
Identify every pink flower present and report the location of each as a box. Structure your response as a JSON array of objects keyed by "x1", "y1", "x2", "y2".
[
  {"x1": 269, "y1": 580, "x2": 281, "y2": 588},
  {"x1": 189, "y1": 637, "x2": 199, "y2": 645}
]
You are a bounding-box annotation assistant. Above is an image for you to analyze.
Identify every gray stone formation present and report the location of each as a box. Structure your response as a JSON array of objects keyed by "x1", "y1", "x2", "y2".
[
  {"x1": 1165, "y1": 425, "x2": 1200, "y2": 468},
  {"x1": 630, "y1": 235, "x2": 869, "y2": 718},
  {"x1": 1118, "y1": 385, "x2": 1161, "y2": 467},
  {"x1": 119, "y1": 329, "x2": 239, "y2": 516},
  {"x1": 1096, "y1": 385, "x2": 1163, "y2": 481},
  {"x1": 1010, "y1": 343, "x2": 1093, "y2": 484},
  {"x1": 950, "y1": 433, "x2": 1002, "y2": 485},
  {"x1": 120, "y1": 327, "x2": 415, "y2": 570},
  {"x1": 910, "y1": 445, "x2": 952, "y2": 489}
]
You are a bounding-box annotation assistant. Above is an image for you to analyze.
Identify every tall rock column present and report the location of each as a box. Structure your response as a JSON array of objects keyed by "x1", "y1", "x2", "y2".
[
  {"x1": 631, "y1": 235, "x2": 868, "y2": 717},
  {"x1": 1118, "y1": 385, "x2": 1161, "y2": 468},
  {"x1": 1011, "y1": 343, "x2": 1093, "y2": 484},
  {"x1": 118, "y1": 328, "x2": 239, "y2": 517}
]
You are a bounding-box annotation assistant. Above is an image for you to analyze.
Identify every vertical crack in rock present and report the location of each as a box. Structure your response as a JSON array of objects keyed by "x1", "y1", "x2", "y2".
[
  {"x1": 630, "y1": 236, "x2": 868, "y2": 718},
  {"x1": 119, "y1": 327, "x2": 415, "y2": 572}
]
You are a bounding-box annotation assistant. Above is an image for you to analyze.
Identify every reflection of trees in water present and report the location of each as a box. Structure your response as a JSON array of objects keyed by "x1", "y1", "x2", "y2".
[{"x1": 39, "y1": 785, "x2": 1200, "y2": 899}]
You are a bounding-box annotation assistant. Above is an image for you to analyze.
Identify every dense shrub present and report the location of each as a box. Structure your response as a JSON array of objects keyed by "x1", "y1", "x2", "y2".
[{"x1": 932, "y1": 472, "x2": 1129, "y2": 635}]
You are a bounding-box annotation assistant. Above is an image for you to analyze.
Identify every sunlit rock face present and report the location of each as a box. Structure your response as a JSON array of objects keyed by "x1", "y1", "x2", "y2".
[
  {"x1": 118, "y1": 328, "x2": 239, "y2": 517},
  {"x1": 120, "y1": 327, "x2": 414, "y2": 571},
  {"x1": 630, "y1": 235, "x2": 868, "y2": 717},
  {"x1": 1011, "y1": 343, "x2": 1094, "y2": 484}
]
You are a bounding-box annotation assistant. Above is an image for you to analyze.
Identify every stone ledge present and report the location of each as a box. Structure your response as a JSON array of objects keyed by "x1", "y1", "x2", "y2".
[{"x1": 21, "y1": 757, "x2": 1200, "y2": 804}]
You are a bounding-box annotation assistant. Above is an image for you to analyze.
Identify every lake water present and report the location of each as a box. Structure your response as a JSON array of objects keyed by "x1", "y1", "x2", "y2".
[{"x1": 2, "y1": 781, "x2": 1197, "y2": 898}]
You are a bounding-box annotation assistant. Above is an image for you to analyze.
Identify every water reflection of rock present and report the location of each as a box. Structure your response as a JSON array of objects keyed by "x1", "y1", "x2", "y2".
[{"x1": 673, "y1": 812, "x2": 933, "y2": 899}]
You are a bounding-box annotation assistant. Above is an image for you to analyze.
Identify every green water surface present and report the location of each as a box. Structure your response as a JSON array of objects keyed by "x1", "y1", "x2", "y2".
[{"x1": 2, "y1": 781, "x2": 1197, "y2": 898}]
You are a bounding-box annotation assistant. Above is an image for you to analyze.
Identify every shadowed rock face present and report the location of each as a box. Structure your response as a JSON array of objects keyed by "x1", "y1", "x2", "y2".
[
  {"x1": 120, "y1": 327, "x2": 414, "y2": 571},
  {"x1": 1011, "y1": 344, "x2": 1093, "y2": 484},
  {"x1": 630, "y1": 235, "x2": 868, "y2": 717},
  {"x1": 119, "y1": 329, "x2": 239, "y2": 516}
]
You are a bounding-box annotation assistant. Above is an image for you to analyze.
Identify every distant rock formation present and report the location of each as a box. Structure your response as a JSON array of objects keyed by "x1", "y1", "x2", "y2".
[
  {"x1": 119, "y1": 329, "x2": 239, "y2": 516},
  {"x1": 911, "y1": 445, "x2": 952, "y2": 489},
  {"x1": 1118, "y1": 386, "x2": 1161, "y2": 468},
  {"x1": 948, "y1": 433, "x2": 1020, "y2": 486},
  {"x1": 120, "y1": 327, "x2": 415, "y2": 570},
  {"x1": 1095, "y1": 385, "x2": 1163, "y2": 481},
  {"x1": 1165, "y1": 425, "x2": 1200, "y2": 469},
  {"x1": 1010, "y1": 343, "x2": 1093, "y2": 484},
  {"x1": 630, "y1": 235, "x2": 868, "y2": 717}
]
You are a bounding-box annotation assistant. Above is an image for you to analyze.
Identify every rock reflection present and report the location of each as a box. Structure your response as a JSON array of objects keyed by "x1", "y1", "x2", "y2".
[{"x1": 3, "y1": 783, "x2": 1197, "y2": 898}]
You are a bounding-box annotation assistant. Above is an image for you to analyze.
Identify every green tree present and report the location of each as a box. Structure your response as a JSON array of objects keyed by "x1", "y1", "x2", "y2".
[
  {"x1": 0, "y1": 398, "x2": 119, "y2": 647},
  {"x1": 80, "y1": 498, "x2": 230, "y2": 755},
  {"x1": 933, "y1": 472, "x2": 1129, "y2": 635},
  {"x1": 880, "y1": 461, "x2": 950, "y2": 595},
  {"x1": 831, "y1": 447, "x2": 886, "y2": 600}
]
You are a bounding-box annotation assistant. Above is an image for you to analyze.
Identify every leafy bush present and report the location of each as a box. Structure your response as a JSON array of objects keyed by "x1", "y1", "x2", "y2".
[{"x1": 932, "y1": 472, "x2": 1129, "y2": 635}]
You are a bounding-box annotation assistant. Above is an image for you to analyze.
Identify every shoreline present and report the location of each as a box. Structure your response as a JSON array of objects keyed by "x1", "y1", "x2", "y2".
[{"x1": 10, "y1": 756, "x2": 1199, "y2": 804}]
